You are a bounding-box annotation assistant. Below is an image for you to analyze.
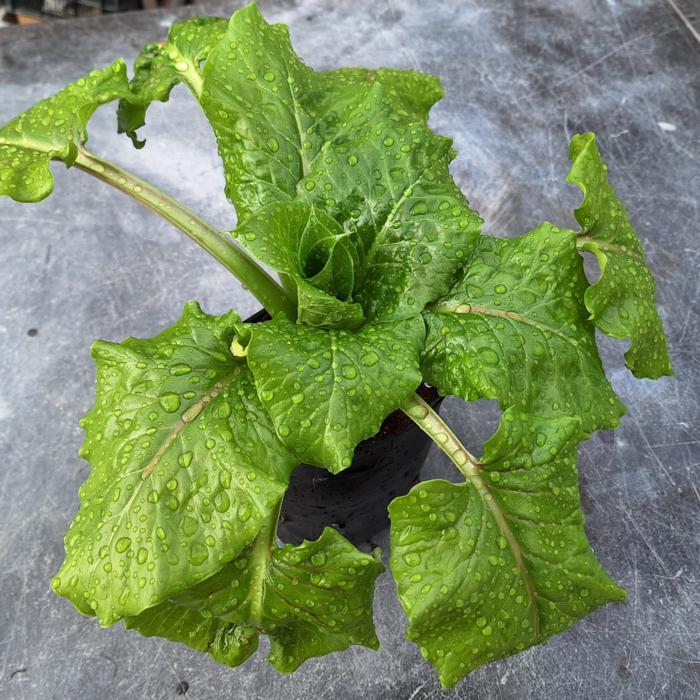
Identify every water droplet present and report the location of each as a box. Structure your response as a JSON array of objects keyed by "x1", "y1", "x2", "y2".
[
  {"x1": 181, "y1": 516, "x2": 198, "y2": 537},
  {"x1": 361, "y1": 351, "x2": 379, "y2": 367},
  {"x1": 115, "y1": 537, "x2": 131, "y2": 553},
  {"x1": 189, "y1": 544, "x2": 208, "y2": 566},
  {"x1": 310, "y1": 551, "x2": 326, "y2": 566},
  {"x1": 341, "y1": 365, "x2": 357, "y2": 380},
  {"x1": 159, "y1": 392, "x2": 181, "y2": 413},
  {"x1": 238, "y1": 502, "x2": 253, "y2": 522},
  {"x1": 403, "y1": 552, "x2": 421, "y2": 567}
]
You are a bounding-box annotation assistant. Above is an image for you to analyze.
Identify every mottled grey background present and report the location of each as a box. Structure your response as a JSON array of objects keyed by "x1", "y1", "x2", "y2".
[{"x1": 0, "y1": 1, "x2": 698, "y2": 698}]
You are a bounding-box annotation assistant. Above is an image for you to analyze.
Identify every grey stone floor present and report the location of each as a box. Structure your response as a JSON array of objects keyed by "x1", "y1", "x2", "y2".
[{"x1": 0, "y1": 1, "x2": 698, "y2": 698}]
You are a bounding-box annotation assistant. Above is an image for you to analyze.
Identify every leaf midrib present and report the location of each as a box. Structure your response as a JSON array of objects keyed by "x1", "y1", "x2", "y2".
[
  {"x1": 141, "y1": 369, "x2": 238, "y2": 479},
  {"x1": 577, "y1": 233, "x2": 645, "y2": 263},
  {"x1": 430, "y1": 301, "x2": 580, "y2": 351}
]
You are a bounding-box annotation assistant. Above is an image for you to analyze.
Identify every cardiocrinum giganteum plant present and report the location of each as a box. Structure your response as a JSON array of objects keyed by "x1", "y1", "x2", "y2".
[{"x1": 0, "y1": 3, "x2": 672, "y2": 688}]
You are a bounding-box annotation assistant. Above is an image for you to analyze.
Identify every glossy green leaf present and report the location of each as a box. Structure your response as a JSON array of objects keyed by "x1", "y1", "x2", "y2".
[
  {"x1": 141, "y1": 524, "x2": 384, "y2": 672},
  {"x1": 246, "y1": 314, "x2": 424, "y2": 472},
  {"x1": 232, "y1": 200, "x2": 364, "y2": 329},
  {"x1": 298, "y1": 83, "x2": 481, "y2": 322},
  {"x1": 0, "y1": 61, "x2": 132, "y2": 202},
  {"x1": 117, "y1": 17, "x2": 228, "y2": 147},
  {"x1": 52, "y1": 302, "x2": 297, "y2": 625},
  {"x1": 390, "y1": 405, "x2": 625, "y2": 688},
  {"x1": 422, "y1": 222, "x2": 626, "y2": 444},
  {"x1": 568, "y1": 132, "x2": 672, "y2": 379},
  {"x1": 124, "y1": 4, "x2": 482, "y2": 321},
  {"x1": 284, "y1": 275, "x2": 366, "y2": 330}
]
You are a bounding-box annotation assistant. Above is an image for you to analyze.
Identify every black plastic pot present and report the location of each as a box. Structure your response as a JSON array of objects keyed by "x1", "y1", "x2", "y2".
[{"x1": 245, "y1": 310, "x2": 442, "y2": 546}]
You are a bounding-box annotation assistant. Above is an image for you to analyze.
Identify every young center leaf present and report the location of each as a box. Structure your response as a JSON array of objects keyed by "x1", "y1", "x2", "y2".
[
  {"x1": 231, "y1": 200, "x2": 365, "y2": 329},
  {"x1": 245, "y1": 314, "x2": 424, "y2": 472},
  {"x1": 128, "y1": 523, "x2": 383, "y2": 672},
  {"x1": 391, "y1": 397, "x2": 625, "y2": 688},
  {"x1": 52, "y1": 302, "x2": 298, "y2": 626},
  {"x1": 568, "y1": 133, "x2": 672, "y2": 379},
  {"x1": 0, "y1": 61, "x2": 132, "y2": 202},
  {"x1": 124, "y1": 4, "x2": 482, "y2": 321},
  {"x1": 422, "y1": 222, "x2": 626, "y2": 445}
]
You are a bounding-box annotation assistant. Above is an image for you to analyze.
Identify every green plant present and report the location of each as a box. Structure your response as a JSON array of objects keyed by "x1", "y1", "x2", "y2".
[{"x1": 0, "y1": 4, "x2": 672, "y2": 688}]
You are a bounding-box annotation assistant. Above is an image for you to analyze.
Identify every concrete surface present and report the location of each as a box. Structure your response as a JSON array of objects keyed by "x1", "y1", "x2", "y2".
[{"x1": 0, "y1": 1, "x2": 698, "y2": 698}]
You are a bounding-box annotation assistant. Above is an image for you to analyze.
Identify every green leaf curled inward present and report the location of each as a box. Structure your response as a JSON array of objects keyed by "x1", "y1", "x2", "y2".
[
  {"x1": 126, "y1": 523, "x2": 383, "y2": 672},
  {"x1": 389, "y1": 405, "x2": 625, "y2": 688},
  {"x1": 117, "y1": 16, "x2": 228, "y2": 148},
  {"x1": 245, "y1": 314, "x2": 425, "y2": 472},
  {"x1": 125, "y1": 4, "x2": 481, "y2": 320},
  {"x1": 232, "y1": 200, "x2": 365, "y2": 329},
  {"x1": 285, "y1": 275, "x2": 366, "y2": 330},
  {"x1": 52, "y1": 302, "x2": 298, "y2": 626},
  {"x1": 422, "y1": 222, "x2": 626, "y2": 446},
  {"x1": 567, "y1": 132, "x2": 672, "y2": 379},
  {"x1": 0, "y1": 61, "x2": 132, "y2": 202}
]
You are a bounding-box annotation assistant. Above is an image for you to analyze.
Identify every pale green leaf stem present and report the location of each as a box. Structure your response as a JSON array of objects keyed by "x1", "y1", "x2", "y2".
[{"x1": 73, "y1": 148, "x2": 296, "y2": 319}]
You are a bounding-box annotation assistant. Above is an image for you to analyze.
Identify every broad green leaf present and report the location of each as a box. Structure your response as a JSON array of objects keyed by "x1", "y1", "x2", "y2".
[
  {"x1": 0, "y1": 61, "x2": 132, "y2": 202},
  {"x1": 232, "y1": 200, "x2": 365, "y2": 329},
  {"x1": 124, "y1": 5, "x2": 481, "y2": 320},
  {"x1": 117, "y1": 17, "x2": 228, "y2": 147},
  {"x1": 567, "y1": 133, "x2": 672, "y2": 379},
  {"x1": 202, "y1": 4, "x2": 481, "y2": 320},
  {"x1": 389, "y1": 409, "x2": 625, "y2": 688},
  {"x1": 151, "y1": 525, "x2": 384, "y2": 672},
  {"x1": 298, "y1": 85, "x2": 481, "y2": 322},
  {"x1": 52, "y1": 302, "x2": 297, "y2": 625},
  {"x1": 319, "y1": 67, "x2": 444, "y2": 122},
  {"x1": 124, "y1": 601, "x2": 259, "y2": 668},
  {"x1": 245, "y1": 314, "x2": 424, "y2": 472},
  {"x1": 422, "y1": 223, "x2": 626, "y2": 443},
  {"x1": 126, "y1": 519, "x2": 383, "y2": 671}
]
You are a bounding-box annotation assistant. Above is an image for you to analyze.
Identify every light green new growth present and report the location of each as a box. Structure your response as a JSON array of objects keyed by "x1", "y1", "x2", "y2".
[{"x1": 0, "y1": 1, "x2": 672, "y2": 689}]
